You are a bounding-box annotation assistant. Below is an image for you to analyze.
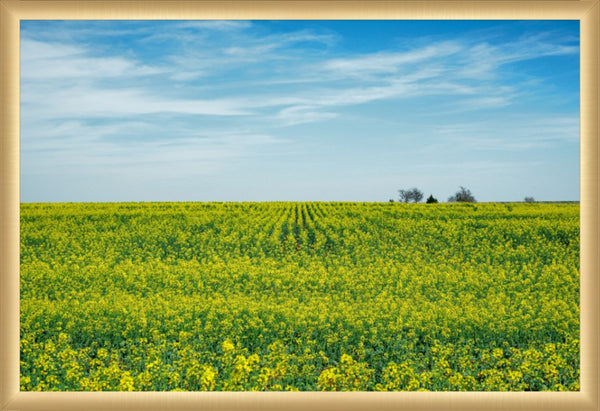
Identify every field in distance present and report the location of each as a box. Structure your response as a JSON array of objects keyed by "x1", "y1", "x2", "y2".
[{"x1": 20, "y1": 201, "x2": 579, "y2": 391}]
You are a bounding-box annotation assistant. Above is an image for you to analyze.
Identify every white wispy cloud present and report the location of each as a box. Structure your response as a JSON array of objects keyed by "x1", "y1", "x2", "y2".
[
  {"x1": 22, "y1": 86, "x2": 252, "y2": 119},
  {"x1": 174, "y1": 21, "x2": 253, "y2": 31},
  {"x1": 433, "y1": 115, "x2": 579, "y2": 151},
  {"x1": 163, "y1": 29, "x2": 338, "y2": 82},
  {"x1": 321, "y1": 42, "x2": 462, "y2": 78},
  {"x1": 22, "y1": 117, "x2": 287, "y2": 179},
  {"x1": 276, "y1": 106, "x2": 338, "y2": 126},
  {"x1": 21, "y1": 38, "x2": 165, "y2": 80}
]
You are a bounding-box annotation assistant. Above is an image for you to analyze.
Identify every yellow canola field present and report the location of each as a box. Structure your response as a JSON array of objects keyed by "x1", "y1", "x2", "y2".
[{"x1": 20, "y1": 202, "x2": 579, "y2": 391}]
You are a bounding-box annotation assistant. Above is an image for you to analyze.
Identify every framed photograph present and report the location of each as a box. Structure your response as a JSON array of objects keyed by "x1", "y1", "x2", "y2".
[{"x1": 1, "y1": 1, "x2": 598, "y2": 410}]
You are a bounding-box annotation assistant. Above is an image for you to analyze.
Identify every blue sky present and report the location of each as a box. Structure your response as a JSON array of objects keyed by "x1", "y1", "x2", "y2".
[{"x1": 20, "y1": 20, "x2": 579, "y2": 202}]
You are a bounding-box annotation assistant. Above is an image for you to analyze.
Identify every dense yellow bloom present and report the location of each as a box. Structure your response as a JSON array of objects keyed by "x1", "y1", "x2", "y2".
[{"x1": 20, "y1": 202, "x2": 579, "y2": 391}]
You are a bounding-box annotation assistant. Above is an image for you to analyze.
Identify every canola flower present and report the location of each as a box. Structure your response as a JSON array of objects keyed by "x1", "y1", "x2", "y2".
[{"x1": 20, "y1": 202, "x2": 580, "y2": 391}]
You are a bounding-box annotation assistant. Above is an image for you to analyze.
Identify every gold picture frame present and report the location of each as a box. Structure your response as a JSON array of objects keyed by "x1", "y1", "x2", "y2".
[{"x1": 1, "y1": 1, "x2": 598, "y2": 410}]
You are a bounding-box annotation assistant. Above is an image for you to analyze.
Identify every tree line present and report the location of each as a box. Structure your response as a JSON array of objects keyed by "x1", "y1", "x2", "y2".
[
  {"x1": 394, "y1": 186, "x2": 475, "y2": 204},
  {"x1": 393, "y1": 187, "x2": 535, "y2": 204}
]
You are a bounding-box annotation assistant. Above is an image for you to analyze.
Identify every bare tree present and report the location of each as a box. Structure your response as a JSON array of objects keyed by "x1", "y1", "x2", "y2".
[
  {"x1": 398, "y1": 189, "x2": 411, "y2": 203},
  {"x1": 399, "y1": 187, "x2": 424, "y2": 203},
  {"x1": 448, "y1": 186, "x2": 476, "y2": 203},
  {"x1": 410, "y1": 188, "x2": 424, "y2": 203}
]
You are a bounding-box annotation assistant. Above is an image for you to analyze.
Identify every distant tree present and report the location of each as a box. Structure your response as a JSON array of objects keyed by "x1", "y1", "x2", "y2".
[
  {"x1": 399, "y1": 187, "x2": 424, "y2": 203},
  {"x1": 426, "y1": 194, "x2": 438, "y2": 204},
  {"x1": 389, "y1": 199, "x2": 395, "y2": 203},
  {"x1": 524, "y1": 196, "x2": 535, "y2": 203},
  {"x1": 410, "y1": 188, "x2": 424, "y2": 203},
  {"x1": 448, "y1": 186, "x2": 476, "y2": 203},
  {"x1": 398, "y1": 189, "x2": 410, "y2": 203}
]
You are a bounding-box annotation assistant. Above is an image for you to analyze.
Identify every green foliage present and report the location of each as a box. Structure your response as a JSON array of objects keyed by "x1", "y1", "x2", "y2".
[{"x1": 20, "y1": 202, "x2": 580, "y2": 391}]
